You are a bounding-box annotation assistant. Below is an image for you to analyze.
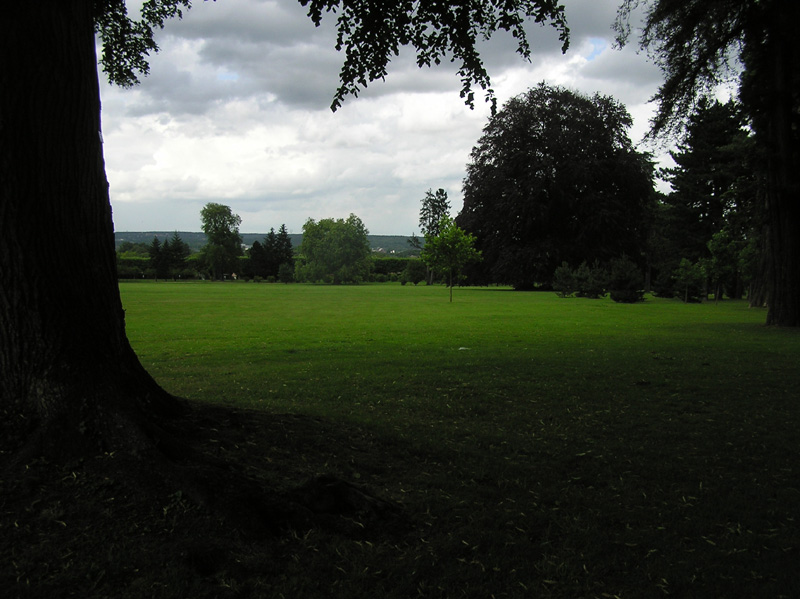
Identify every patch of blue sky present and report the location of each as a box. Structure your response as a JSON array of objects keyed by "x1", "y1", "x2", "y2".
[
  {"x1": 586, "y1": 38, "x2": 607, "y2": 61},
  {"x1": 217, "y1": 71, "x2": 239, "y2": 81}
]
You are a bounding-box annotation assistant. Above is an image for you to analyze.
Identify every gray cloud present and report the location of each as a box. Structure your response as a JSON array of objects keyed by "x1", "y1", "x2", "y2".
[{"x1": 103, "y1": 0, "x2": 671, "y2": 235}]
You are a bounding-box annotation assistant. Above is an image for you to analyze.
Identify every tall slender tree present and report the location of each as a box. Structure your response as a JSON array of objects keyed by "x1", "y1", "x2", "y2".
[
  {"x1": 419, "y1": 189, "x2": 451, "y2": 239},
  {"x1": 419, "y1": 188, "x2": 451, "y2": 284},
  {"x1": 661, "y1": 99, "x2": 749, "y2": 261},
  {"x1": 276, "y1": 224, "x2": 295, "y2": 271},
  {"x1": 166, "y1": 231, "x2": 191, "y2": 276},
  {"x1": 148, "y1": 236, "x2": 168, "y2": 279}
]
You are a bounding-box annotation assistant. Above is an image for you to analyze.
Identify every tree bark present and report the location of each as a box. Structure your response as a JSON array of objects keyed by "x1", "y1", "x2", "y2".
[
  {"x1": 762, "y1": 1, "x2": 800, "y2": 326},
  {"x1": 0, "y1": 1, "x2": 182, "y2": 458}
]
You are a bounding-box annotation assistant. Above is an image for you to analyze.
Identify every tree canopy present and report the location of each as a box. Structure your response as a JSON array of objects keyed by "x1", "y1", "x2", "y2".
[
  {"x1": 199, "y1": 202, "x2": 242, "y2": 279},
  {"x1": 296, "y1": 214, "x2": 372, "y2": 283},
  {"x1": 458, "y1": 83, "x2": 655, "y2": 289},
  {"x1": 96, "y1": 0, "x2": 570, "y2": 112}
]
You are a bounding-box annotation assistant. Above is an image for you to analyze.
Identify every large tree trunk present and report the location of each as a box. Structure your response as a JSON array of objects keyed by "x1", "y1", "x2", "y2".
[
  {"x1": 762, "y1": 1, "x2": 800, "y2": 326},
  {"x1": 1, "y1": 1, "x2": 182, "y2": 458}
]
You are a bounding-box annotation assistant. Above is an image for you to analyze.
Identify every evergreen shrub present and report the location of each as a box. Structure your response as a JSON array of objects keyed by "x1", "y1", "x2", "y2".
[
  {"x1": 552, "y1": 262, "x2": 575, "y2": 297},
  {"x1": 574, "y1": 261, "x2": 607, "y2": 298},
  {"x1": 608, "y1": 255, "x2": 645, "y2": 303}
]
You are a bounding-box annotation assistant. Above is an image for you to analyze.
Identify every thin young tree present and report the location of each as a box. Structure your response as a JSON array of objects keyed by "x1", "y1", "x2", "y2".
[
  {"x1": 421, "y1": 216, "x2": 482, "y2": 302},
  {"x1": 419, "y1": 188, "x2": 451, "y2": 284}
]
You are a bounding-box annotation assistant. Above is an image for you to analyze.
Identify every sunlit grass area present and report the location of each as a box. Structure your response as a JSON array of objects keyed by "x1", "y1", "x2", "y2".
[{"x1": 118, "y1": 281, "x2": 800, "y2": 598}]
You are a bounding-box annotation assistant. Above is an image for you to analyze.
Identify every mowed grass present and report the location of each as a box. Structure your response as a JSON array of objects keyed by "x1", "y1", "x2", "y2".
[{"x1": 121, "y1": 281, "x2": 800, "y2": 598}]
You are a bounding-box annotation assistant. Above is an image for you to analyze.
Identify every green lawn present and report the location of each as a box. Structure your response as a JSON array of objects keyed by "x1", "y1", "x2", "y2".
[{"x1": 118, "y1": 281, "x2": 799, "y2": 598}]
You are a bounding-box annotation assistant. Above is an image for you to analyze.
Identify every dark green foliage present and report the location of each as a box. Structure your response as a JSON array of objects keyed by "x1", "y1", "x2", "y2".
[
  {"x1": 148, "y1": 236, "x2": 169, "y2": 279},
  {"x1": 373, "y1": 257, "x2": 411, "y2": 277},
  {"x1": 673, "y1": 258, "x2": 705, "y2": 303},
  {"x1": 647, "y1": 100, "x2": 760, "y2": 301},
  {"x1": 159, "y1": 231, "x2": 191, "y2": 278},
  {"x1": 116, "y1": 240, "x2": 149, "y2": 255},
  {"x1": 705, "y1": 228, "x2": 741, "y2": 300},
  {"x1": 116, "y1": 256, "x2": 149, "y2": 279},
  {"x1": 553, "y1": 261, "x2": 607, "y2": 299},
  {"x1": 301, "y1": 0, "x2": 569, "y2": 111},
  {"x1": 458, "y1": 83, "x2": 654, "y2": 290},
  {"x1": 295, "y1": 214, "x2": 372, "y2": 284},
  {"x1": 608, "y1": 255, "x2": 645, "y2": 303},
  {"x1": 278, "y1": 262, "x2": 294, "y2": 283},
  {"x1": 199, "y1": 203, "x2": 242, "y2": 280},
  {"x1": 401, "y1": 259, "x2": 427, "y2": 285},
  {"x1": 574, "y1": 261, "x2": 607, "y2": 299},
  {"x1": 248, "y1": 224, "x2": 294, "y2": 280},
  {"x1": 659, "y1": 100, "x2": 755, "y2": 263},
  {"x1": 552, "y1": 262, "x2": 575, "y2": 297}
]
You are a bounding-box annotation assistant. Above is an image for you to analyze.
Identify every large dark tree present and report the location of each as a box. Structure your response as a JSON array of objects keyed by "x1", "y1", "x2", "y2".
[
  {"x1": 0, "y1": 0, "x2": 570, "y2": 528},
  {"x1": 616, "y1": 0, "x2": 800, "y2": 326},
  {"x1": 249, "y1": 225, "x2": 294, "y2": 279},
  {"x1": 458, "y1": 83, "x2": 655, "y2": 289},
  {"x1": 165, "y1": 231, "x2": 192, "y2": 276}
]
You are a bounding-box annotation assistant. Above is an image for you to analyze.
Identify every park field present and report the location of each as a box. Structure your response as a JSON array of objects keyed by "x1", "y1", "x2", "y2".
[{"x1": 114, "y1": 281, "x2": 800, "y2": 598}]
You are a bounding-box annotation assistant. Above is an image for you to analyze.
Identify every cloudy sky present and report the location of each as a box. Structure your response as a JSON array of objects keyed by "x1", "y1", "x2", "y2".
[{"x1": 101, "y1": 0, "x2": 669, "y2": 236}]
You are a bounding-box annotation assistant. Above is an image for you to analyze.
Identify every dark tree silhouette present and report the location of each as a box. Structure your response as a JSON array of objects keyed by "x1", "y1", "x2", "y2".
[{"x1": 458, "y1": 84, "x2": 654, "y2": 289}]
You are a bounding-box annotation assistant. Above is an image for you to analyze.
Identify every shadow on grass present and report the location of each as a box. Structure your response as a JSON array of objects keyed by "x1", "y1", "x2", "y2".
[{"x1": 3, "y1": 396, "x2": 799, "y2": 599}]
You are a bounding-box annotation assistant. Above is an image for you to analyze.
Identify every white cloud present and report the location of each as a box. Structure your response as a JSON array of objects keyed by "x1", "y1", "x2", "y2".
[{"x1": 103, "y1": 0, "x2": 671, "y2": 235}]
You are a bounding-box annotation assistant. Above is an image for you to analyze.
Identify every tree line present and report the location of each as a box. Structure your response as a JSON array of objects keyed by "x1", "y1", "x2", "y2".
[
  {"x1": 449, "y1": 83, "x2": 767, "y2": 306},
  {"x1": 115, "y1": 207, "x2": 424, "y2": 284}
]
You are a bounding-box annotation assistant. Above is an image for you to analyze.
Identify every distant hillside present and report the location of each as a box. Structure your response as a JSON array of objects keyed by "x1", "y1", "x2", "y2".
[{"x1": 115, "y1": 232, "x2": 419, "y2": 255}]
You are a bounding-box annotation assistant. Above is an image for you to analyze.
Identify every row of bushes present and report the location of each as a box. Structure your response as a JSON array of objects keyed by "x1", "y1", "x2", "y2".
[
  {"x1": 553, "y1": 256, "x2": 645, "y2": 303},
  {"x1": 118, "y1": 254, "x2": 422, "y2": 281}
]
